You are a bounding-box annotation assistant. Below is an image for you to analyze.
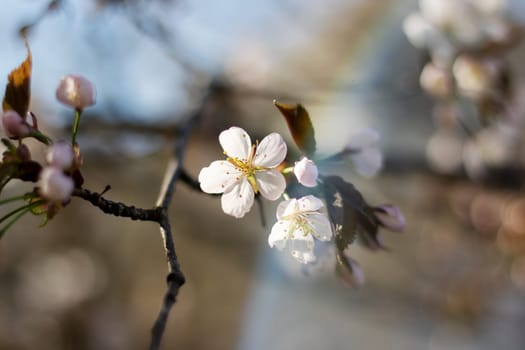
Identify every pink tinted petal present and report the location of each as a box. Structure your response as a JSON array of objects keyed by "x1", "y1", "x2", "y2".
[
  {"x1": 297, "y1": 195, "x2": 324, "y2": 212},
  {"x1": 219, "y1": 127, "x2": 252, "y2": 160},
  {"x1": 351, "y1": 148, "x2": 383, "y2": 177},
  {"x1": 256, "y1": 169, "x2": 286, "y2": 201},
  {"x1": 221, "y1": 178, "x2": 254, "y2": 218},
  {"x1": 307, "y1": 213, "x2": 332, "y2": 241},
  {"x1": 198, "y1": 160, "x2": 240, "y2": 194},
  {"x1": 293, "y1": 157, "x2": 318, "y2": 187},
  {"x1": 254, "y1": 133, "x2": 287, "y2": 168},
  {"x1": 268, "y1": 220, "x2": 289, "y2": 249}
]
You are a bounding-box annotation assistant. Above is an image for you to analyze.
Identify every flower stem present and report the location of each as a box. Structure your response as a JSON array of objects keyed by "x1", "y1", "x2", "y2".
[
  {"x1": 72, "y1": 109, "x2": 82, "y2": 146},
  {"x1": 0, "y1": 193, "x2": 35, "y2": 206},
  {"x1": 282, "y1": 166, "x2": 294, "y2": 174},
  {"x1": 0, "y1": 200, "x2": 46, "y2": 239}
]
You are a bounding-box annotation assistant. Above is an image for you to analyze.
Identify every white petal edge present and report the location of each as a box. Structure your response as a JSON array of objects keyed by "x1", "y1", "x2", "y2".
[
  {"x1": 219, "y1": 127, "x2": 252, "y2": 160},
  {"x1": 297, "y1": 195, "x2": 324, "y2": 212},
  {"x1": 352, "y1": 148, "x2": 383, "y2": 177},
  {"x1": 221, "y1": 178, "x2": 254, "y2": 218},
  {"x1": 198, "y1": 160, "x2": 240, "y2": 194},
  {"x1": 307, "y1": 213, "x2": 333, "y2": 241},
  {"x1": 254, "y1": 132, "x2": 287, "y2": 168},
  {"x1": 268, "y1": 220, "x2": 289, "y2": 250},
  {"x1": 256, "y1": 169, "x2": 286, "y2": 201}
]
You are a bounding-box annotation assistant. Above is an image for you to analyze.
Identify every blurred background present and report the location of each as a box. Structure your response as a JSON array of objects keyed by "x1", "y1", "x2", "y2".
[{"x1": 2, "y1": 0, "x2": 525, "y2": 349}]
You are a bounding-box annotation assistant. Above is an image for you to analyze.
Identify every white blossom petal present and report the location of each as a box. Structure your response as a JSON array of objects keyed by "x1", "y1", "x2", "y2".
[
  {"x1": 255, "y1": 169, "x2": 286, "y2": 201},
  {"x1": 219, "y1": 127, "x2": 252, "y2": 160},
  {"x1": 198, "y1": 160, "x2": 240, "y2": 193},
  {"x1": 297, "y1": 195, "x2": 324, "y2": 212},
  {"x1": 268, "y1": 220, "x2": 289, "y2": 249},
  {"x1": 307, "y1": 213, "x2": 333, "y2": 241},
  {"x1": 221, "y1": 178, "x2": 254, "y2": 218},
  {"x1": 351, "y1": 148, "x2": 383, "y2": 177},
  {"x1": 288, "y1": 234, "x2": 315, "y2": 264},
  {"x1": 254, "y1": 133, "x2": 287, "y2": 168},
  {"x1": 276, "y1": 198, "x2": 297, "y2": 220}
]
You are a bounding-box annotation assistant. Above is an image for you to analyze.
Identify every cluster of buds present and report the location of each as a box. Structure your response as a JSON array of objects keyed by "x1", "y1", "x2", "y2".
[
  {"x1": 403, "y1": 0, "x2": 524, "y2": 178},
  {"x1": 0, "y1": 72, "x2": 95, "y2": 231},
  {"x1": 198, "y1": 102, "x2": 404, "y2": 286}
]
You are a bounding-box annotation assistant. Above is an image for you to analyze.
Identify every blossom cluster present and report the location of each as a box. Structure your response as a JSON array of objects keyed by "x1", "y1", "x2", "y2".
[
  {"x1": 403, "y1": 0, "x2": 524, "y2": 179},
  {"x1": 198, "y1": 120, "x2": 404, "y2": 284},
  {"x1": 1, "y1": 72, "x2": 95, "y2": 228}
]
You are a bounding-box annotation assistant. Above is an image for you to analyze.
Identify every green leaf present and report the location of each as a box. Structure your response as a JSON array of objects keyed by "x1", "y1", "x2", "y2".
[
  {"x1": 274, "y1": 100, "x2": 316, "y2": 156},
  {"x1": 322, "y1": 175, "x2": 382, "y2": 251},
  {"x1": 2, "y1": 39, "x2": 32, "y2": 117}
]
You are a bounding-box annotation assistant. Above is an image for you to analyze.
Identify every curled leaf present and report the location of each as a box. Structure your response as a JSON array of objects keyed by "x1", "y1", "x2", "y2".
[
  {"x1": 274, "y1": 100, "x2": 316, "y2": 156},
  {"x1": 2, "y1": 39, "x2": 32, "y2": 117}
]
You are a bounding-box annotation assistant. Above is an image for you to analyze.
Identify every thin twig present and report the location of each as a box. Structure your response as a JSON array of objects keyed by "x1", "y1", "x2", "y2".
[{"x1": 148, "y1": 93, "x2": 210, "y2": 350}]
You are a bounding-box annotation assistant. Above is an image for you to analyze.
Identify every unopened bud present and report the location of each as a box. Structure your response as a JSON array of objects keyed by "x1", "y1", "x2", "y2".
[
  {"x1": 374, "y1": 205, "x2": 406, "y2": 232},
  {"x1": 2, "y1": 110, "x2": 30, "y2": 139},
  {"x1": 46, "y1": 142, "x2": 74, "y2": 169},
  {"x1": 453, "y1": 56, "x2": 495, "y2": 98},
  {"x1": 419, "y1": 62, "x2": 452, "y2": 98},
  {"x1": 39, "y1": 167, "x2": 74, "y2": 202},
  {"x1": 293, "y1": 157, "x2": 319, "y2": 187},
  {"x1": 56, "y1": 74, "x2": 96, "y2": 110}
]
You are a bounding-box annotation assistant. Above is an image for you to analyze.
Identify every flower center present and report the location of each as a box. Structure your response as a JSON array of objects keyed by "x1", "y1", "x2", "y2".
[{"x1": 226, "y1": 144, "x2": 262, "y2": 193}]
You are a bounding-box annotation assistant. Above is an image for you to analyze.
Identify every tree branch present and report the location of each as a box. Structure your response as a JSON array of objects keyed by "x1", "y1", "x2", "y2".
[{"x1": 72, "y1": 188, "x2": 162, "y2": 222}]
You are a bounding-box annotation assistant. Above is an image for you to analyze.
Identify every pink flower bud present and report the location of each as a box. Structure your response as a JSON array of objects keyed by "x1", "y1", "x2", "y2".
[
  {"x1": 293, "y1": 157, "x2": 319, "y2": 187},
  {"x1": 2, "y1": 110, "x2": 30, "y2": 139},
  {"x1": 374, "y1": 205, "x2": 406, "y2": 232},
  {"x1": 46, "y1": 142, "x2": 74, "y2": 169},
  {"x1": 56, "y1": 74, "x2": 96, "y2": 110},
  {"x1": 336, "y1": 256, "x2": 365, "y2": 288},
  {"x1": 39, "y1": 167, "x2": 74, "y2": 202}
]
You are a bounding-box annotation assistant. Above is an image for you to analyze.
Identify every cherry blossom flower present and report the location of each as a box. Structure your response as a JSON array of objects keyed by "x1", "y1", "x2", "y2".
[
  {"x1": 268, "y1": 195, "x2": 332, "y2": 264},
  {"x1": 39, "y1": 167, "x2": 74, "y2": 202},
  {"x1": 199, "y1": 127, "x2": 287, "y2": 218},
  {"x1": 293, "y1": 157, "x2": 318, "y2": 187},
  {"x1": 2, "y1": 110, "x2": 30, "y2": 139},
  {"x1": 56, "y1": 75, "x2": 96, "y2": 110},
  {"x1": 345, "y1": 128, "x2": 383, "y2": 177},
  {"x1": 46, "y1": 142, "x2": 74, "y2": 170}
]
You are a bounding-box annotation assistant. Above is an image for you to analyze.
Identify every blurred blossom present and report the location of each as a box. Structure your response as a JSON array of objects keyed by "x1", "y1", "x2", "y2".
[
  {"x1": 404, "y1": 0, "x2": 513, "y2": 66},
  {"x1": 452, "y1": 56, "x2": 499, "y2": 99},
  {"x1": 469, "y1": 192, "x2": 504, "y2": 235},
  {"x1": 419, "y1": 62, "x2": 452, "y2": 98},
  {"x1": 502, "y1": 198, "x2": 525, "y2": 236},
  {"x1": 46, "y1": 142, "x2": 74, "y2": 170},
  {"x1": 16, "y1": 249, "x2": 107, "y2": 313},
  {"x1": 426, "y1": 131, "x2": 464, "y2": 174},
  {"x1": 336, "y1": 254, "x2": 365, "y2": 288},
  {"x1": 1, "y1": 110, "x2": 30, "y2": 139},
  {"x1": 345, "y1": 128, "x2": 383, "y2": 177},
  {"x1": 56, "y1": 74, "x2": 96, "y2": 110},
  {"x1": 39, "y1": 167, "x2": 74, "y2": 202},
  {"x1": 293, "y1": 157, "x2": 318, "y2": 188},
  {"x1": 463, "y1": 125, "x2": 517, "y2": 178}
]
